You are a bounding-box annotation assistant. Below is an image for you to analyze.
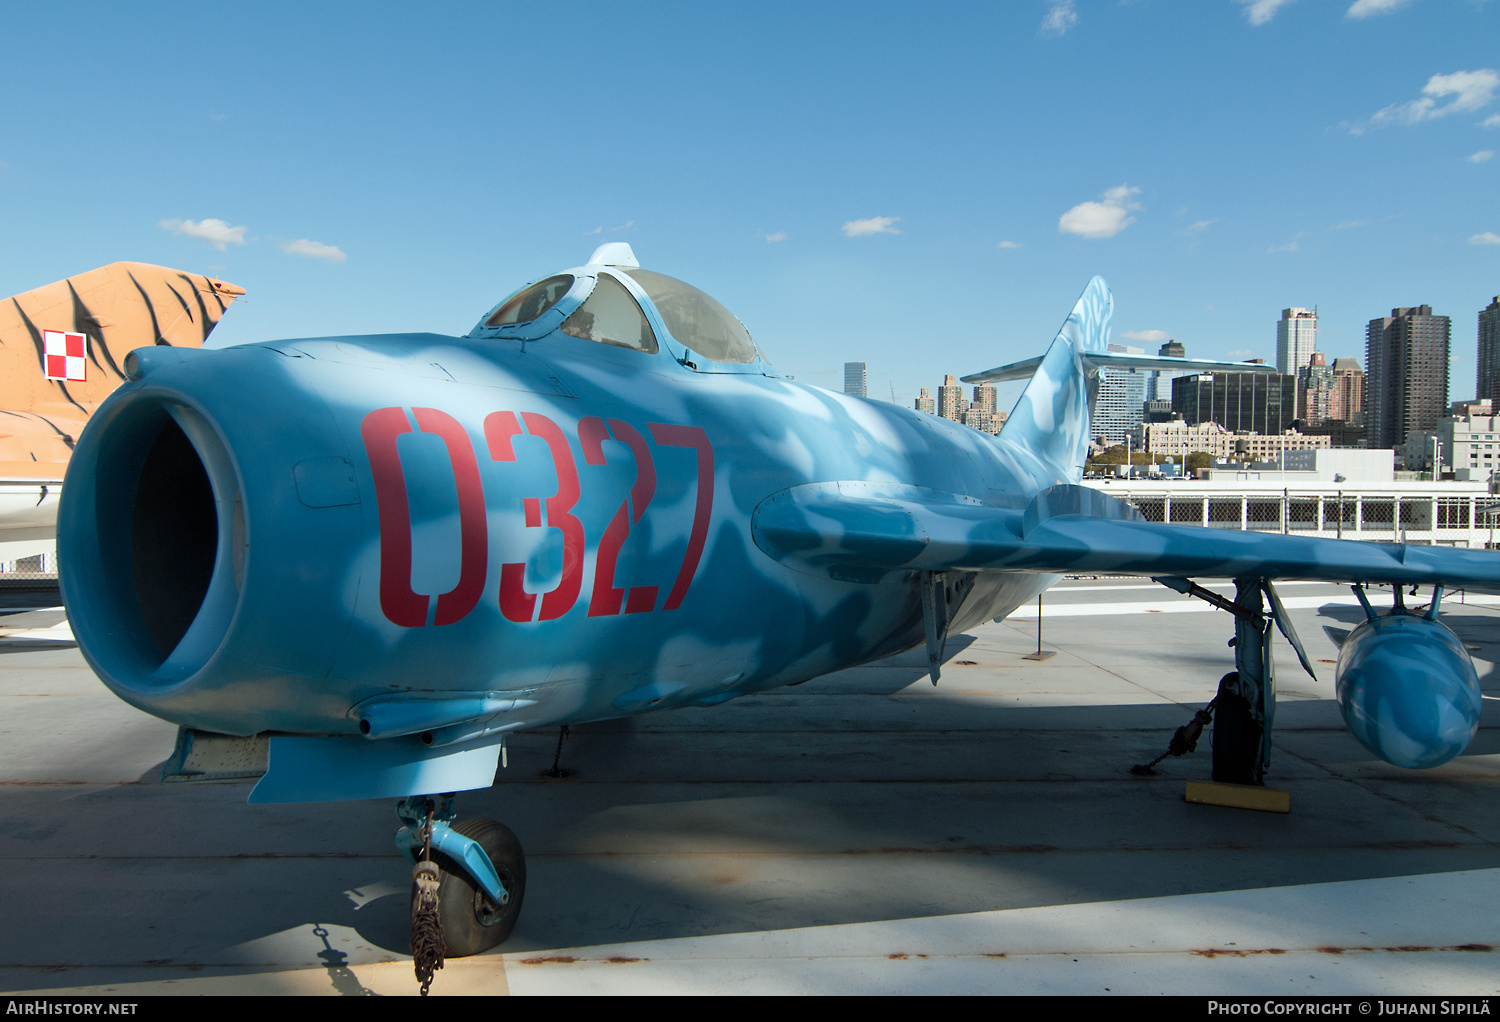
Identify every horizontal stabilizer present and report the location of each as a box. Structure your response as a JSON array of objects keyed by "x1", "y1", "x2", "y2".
[
  {"x1": 752, "y1": 481, "x2": 1500, "y2": 590},
  {"x1": 960, "y1": 356, "x2": 1042, "y2": 384},
  {"x1": 963, "y1": 352, "x2": 1277, "y2": 385},
  {"x1": 1083, "y1": 352, "x2": 1278, "y2": 374}
]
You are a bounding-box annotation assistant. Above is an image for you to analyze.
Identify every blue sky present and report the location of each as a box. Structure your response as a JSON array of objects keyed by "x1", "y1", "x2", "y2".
[{"x1": 2, "y1": 1, "x2": 1496, "y2": 411}]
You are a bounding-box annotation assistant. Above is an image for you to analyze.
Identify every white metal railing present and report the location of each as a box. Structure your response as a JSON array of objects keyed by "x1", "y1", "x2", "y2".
[{"x1": 1088, "y1": 488, "x2": 1498, "y2": 549}]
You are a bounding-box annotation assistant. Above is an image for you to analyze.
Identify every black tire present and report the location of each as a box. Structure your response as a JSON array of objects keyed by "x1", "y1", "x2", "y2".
[
  {"x1": 1211, "y1": 673, "x2": 1263, "y2": 786},
  {"x1": 411, "y1": 818, "x2": 526, "y2": 957}
]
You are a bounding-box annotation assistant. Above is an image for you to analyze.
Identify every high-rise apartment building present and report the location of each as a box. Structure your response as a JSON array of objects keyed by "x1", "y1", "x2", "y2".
[
  {"x1": 1330, "y1": 358, "x2": 1364, "y2": 422},
  {"x1": 970, "y1": 383, "x2": 998, "y2": 416},
  {"x1": 1298, "y1": 352, "x2": 1335, "y2": 425},
  {"x1": 1276, "y1": 307, "x2": 1318, "y2": 376},
  {"x1": 914, "y1": 388, "x2": 936, "y2": 414},
  {"x1": 843, "y1": 362, "x2": 867, "y2": 398},
  {"x1": 937, "y1": 374, "x2": 968, "y2": 421},
  {"x1": 1366, "y1": 305, "x2": 1450, "y2": 451},
  {"x1": 1092, "y1": 343, "x2": 1147, "y2": 443},
  {"x1": 1478, "y1": 297, "x2": 1500, "y2": 405},
  {"x1": 962, "y1": 407, "x2": 1005, "y2": 434}
]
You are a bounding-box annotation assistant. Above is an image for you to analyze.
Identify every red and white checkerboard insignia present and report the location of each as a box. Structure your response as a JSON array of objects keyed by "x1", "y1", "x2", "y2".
[{"x1": 42, "y1": 330, "x2": 87, "y2": 382}]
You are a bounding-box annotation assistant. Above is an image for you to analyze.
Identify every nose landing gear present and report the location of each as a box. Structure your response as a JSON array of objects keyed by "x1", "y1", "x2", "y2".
[{"x1": 395, "y1": 795, "x2": 527, "y2": 980}]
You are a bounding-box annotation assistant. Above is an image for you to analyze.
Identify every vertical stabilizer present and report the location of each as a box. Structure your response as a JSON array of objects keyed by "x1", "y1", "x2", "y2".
[
  {"x1": 996, "y1": 276, "x2": 1112, "y2": 482},
  {"x1": 0, "y1": 263, "x2": 244, "y2": 479}
]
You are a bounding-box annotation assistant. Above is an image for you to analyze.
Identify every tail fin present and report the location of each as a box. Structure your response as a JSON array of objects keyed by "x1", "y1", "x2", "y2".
[
  {"x1": 968, "y1": 276, "x2": 1112, "y2": 482},
  {"x1": 963, "y1": 276, "x2": 1279, "y2": 483},
  {"x1": 1, "y1": 263, "x2": 244, "y2": 478},
  {"x1": 1, "y1": 262, "x2": 244, "y2": 420}
]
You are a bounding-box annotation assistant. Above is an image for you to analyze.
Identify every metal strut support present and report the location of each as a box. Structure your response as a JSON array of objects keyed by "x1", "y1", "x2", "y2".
[
  {"x1": 1153, "y1": 575, "x2": 1296, "y2": 784},
  {"x1": 395, "y1": 795, "x2": 510, "y2": 906},
  {"x1": 920, "y1": 570, "x2": 949, "y2": 686},
  {"x1": 1228, "y1": 578, "x2": 1275, "y2": 784}
]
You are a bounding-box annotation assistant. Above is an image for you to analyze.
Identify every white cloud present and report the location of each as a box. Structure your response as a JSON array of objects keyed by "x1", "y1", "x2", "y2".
[
  {"x1": 1041, "y1": 0, "x2": 1078, "y2": 36},
  {"x1": 997, "y1": 240, "x2": 1024, "y2": 249},
  {"x1": 1359, "y1": 69, "x2": 1500, "y2": 133},
  {"x1": 1470, "y1": 150, "x2": 1495, "y2": 163},
  {"x1": 1333, "y1": 218, "x2": 1373, "y2": 230},
  {"x1": 1058, "y1": 185, "x2": 1141, "y2": 239},
  {"x1": 158, "y1": 217, "x2": 247, "y2": 251},
  {"x1": 1227, "y1": 349, "x2": 1258, "y2": 360},
  {"x1": 1472, "y1": 232, "x2": 1500, "y2": 245},
  {"x1": 1346, "y1": 0, "x2": 1410, "y2": 17},
  {"x1": 610, "y1": 220, "x2": 634, "y2": 232},
  {"x1": 1121, "y1": 329, "x2": 1171, "y2": 342},
  {"x1": 1485, "y1": 114, "x2": 1500, "y2": 129},
  {"x1": 765, "y1": 231, "x2": 787, "y2": 243},
  {"x1": 279, "y1": 238, "x2": 347, "y2": 263},
  {"x1": 1237, "y1": 0, "x2": 1296, "y2": 26},
  {"x1": 842, "y1": 216, "x2": 901, "y2": 237},
  {"x1": 1186, "y1": 219, "x2": 1218, "y2": 233},
  {"x1": 1268, "y1": 239, "x2": 1301, "y2": 253}
]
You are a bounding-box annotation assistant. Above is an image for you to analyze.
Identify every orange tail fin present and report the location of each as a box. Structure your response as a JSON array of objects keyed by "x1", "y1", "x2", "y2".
[{"x1": 1, "y1": 262, "x2": 244, "y2": 479}]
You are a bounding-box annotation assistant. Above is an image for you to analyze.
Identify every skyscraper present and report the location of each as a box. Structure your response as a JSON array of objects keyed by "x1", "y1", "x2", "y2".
[
  {"x1": 1145, "y1": 339, "x2": 1187, "y2": 403},
  {"x1": 937, "y1": 374, "x2": 967, "y2": 421},
  {"x1": 1478, "y1": 297, "x2": 1500, "y2": 405},
  {"x1": 1276, "y1": 307, "x2": 1318, "y2": 376},
  {"x1": 970, "y1": 383, "x2": 997, "y2": 416},
  {"x1": 1330, "y1": 358, "x2": 1364, "y2": 422},
  {"x1": 1092, "y1": 343, "x2": 1147, "y2": 443},
  {"x1": 914, "y1": 388, "x2": 936, "y2": 414},
  {"x1": 1298, "y1": 352, "x2": 1335, "y2": 425},
  {"x1": 1366, "y1": 305, "x2": 1450, "y2": 451},
  {"x1": 843, "y1": 362, "x2": 867, "y2": 398}
]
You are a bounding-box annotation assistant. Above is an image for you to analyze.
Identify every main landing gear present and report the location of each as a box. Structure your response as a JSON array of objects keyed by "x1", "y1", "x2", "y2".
[
  {"x1": 395, "y1": 794, "x2": 527, "y2": 989},
  {"x1": 1138, "y1": 576, "x2": 1313, "y2": 785}
]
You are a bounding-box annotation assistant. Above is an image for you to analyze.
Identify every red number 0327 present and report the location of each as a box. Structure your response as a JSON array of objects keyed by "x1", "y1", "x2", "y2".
[{"x1": 360, "y1": 407, "x2": 714, "y2": 628}]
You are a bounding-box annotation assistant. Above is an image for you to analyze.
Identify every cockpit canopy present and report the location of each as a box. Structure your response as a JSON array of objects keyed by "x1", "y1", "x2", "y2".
[
  {"x1": 619, "y1": 268, "x2": 758, "y2": 364},
  {"x1": 472, "y1": 247, "x2": 767, "y2": 370},
  {"x1": 484, "y1": 275, "x2": 573, "y2": 328}
]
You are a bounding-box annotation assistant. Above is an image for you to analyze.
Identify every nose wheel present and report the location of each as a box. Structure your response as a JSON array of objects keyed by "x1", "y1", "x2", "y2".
[
  {"x1": 396, "y1": 794, "x2": 528, "y2": 991},
  {"x1": 411, "y1": 816, "x2": 527, "y2": 956}
]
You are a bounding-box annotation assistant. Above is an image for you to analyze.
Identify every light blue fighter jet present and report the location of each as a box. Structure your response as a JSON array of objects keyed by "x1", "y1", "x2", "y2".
[{"x1": 58, "y1": 242, "x2": 1492, "y2": 956}]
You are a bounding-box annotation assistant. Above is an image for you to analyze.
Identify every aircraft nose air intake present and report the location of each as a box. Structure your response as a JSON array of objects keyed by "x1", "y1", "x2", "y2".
[
  {"x1": 130, "y1": 407, "x2": 238, "y2": 668},
  {"x1": 60, "y1": 391, "x2": 243, "y2": 686},
  {"x1": 58, "y1": 345, "x2": 363, "y2": 736}
]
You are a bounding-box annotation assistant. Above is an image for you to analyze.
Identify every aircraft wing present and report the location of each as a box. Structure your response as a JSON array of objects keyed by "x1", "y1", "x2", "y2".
[{"x1": 752, "y1": 482, "x2": 1500, "y2": 589}]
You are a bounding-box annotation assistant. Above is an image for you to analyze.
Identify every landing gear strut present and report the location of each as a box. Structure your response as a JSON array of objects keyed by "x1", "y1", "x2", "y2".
[
  {"x1": 1214, "y1": 578, "x2": 1274, "y2": 786},
  {"x1": 1144, "y1": 575, "x2": 1309, "y2": 785},
  {"x1": 396, "y1": 795, "x2": 527, "y2": 958}
]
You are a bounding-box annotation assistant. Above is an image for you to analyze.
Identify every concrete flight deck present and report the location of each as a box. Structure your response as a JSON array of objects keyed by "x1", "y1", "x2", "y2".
[{"x1": 1, "y1": 579, "x2": 1497, "y2": 996}]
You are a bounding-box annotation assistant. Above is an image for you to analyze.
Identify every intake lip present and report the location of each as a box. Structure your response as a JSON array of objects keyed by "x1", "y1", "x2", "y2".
[{"x1": 60, "y1": 385, "x2": 246, "y2": 700}]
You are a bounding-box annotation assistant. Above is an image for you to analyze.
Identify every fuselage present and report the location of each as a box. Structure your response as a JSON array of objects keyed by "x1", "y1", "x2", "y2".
[{"x1": 60, "y1": 266, "x2": 1063, "y2": 740}]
